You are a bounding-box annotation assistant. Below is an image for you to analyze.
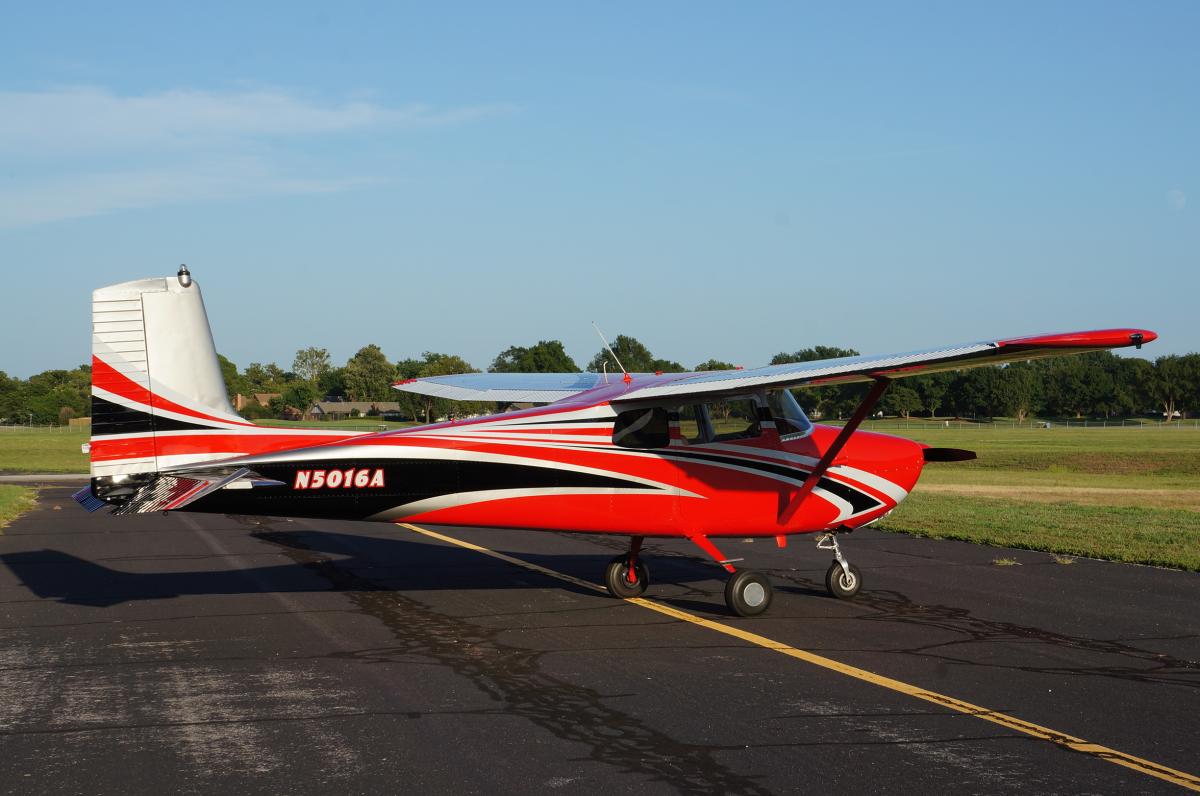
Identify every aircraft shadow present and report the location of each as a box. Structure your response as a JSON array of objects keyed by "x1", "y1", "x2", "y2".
[{"x1": 0, "y1": 528, "x2": 722, "y2": 608}]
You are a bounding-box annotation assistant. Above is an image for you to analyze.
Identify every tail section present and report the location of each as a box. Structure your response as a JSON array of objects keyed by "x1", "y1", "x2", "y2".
[
  {"x1": 90, "y1": 267, "x2": 249, "y2": 481},
  {"x1": 86, "y1": 267, "x2": 365, "y2": 510}
]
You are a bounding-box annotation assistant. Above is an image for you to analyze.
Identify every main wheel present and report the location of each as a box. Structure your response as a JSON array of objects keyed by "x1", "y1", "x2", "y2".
[
  {"x1": 605, "y1": 554, "x2": 649, "y2": 598},
  {"x1": 724, "y1": 570, "x2": 773, "y2": 617},
  {"x1": 825, "y1": 561, "x2": 862, "y2": 599}
]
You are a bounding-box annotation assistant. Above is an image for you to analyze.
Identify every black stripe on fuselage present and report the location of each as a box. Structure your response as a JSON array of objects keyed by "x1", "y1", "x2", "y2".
[
  {"x1": 183, "y1": 458, "x2": 663, "y2": 520},
  {"x1": 498, "y1": 417, "x2": 616, "y2": 427},
  {"x1": 91, "y1": 396, "x2": 219, "y2": 435}
]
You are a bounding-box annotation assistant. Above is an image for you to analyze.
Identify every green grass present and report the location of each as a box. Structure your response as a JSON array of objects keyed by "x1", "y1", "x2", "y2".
[
  {"x1": 0, "y1": 485, "x2": 36, "y2": 530},
  {"x1": 0, "y1": 429, "x2": 89, "y2": 473},
  {"x1": 877, "y1": 492, "x2": 1200, "y2": 571},
  {"x1": 879, "y1": 426, "x2": 1200, "y2": 490}
]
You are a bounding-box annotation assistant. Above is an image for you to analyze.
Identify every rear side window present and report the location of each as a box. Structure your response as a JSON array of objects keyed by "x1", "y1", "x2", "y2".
[{"x1": 612, "y1": 407, "x2": 670, "y2": 449}]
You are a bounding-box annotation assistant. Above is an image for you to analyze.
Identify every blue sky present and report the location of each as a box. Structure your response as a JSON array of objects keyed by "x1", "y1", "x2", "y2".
[{"x1": 1, "y1": 2, "x2": 1196, "y2": 377}]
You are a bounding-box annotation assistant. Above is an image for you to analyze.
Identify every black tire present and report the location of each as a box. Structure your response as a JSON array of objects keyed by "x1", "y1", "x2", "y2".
[
  {"x1": 605, "y1": 554, "x2": 649, "y2": 598},
  {"x1": 724, "y1": 570, "x2": 772, "y2": 617},
  {"x1": 825, "y1": 561, "x2": 862, "y2": 599}
]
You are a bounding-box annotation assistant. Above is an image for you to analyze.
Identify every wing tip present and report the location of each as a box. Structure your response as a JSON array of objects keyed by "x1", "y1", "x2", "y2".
[{"x1": 999, "y1": 328, "x2": 1157, "y2": 350}]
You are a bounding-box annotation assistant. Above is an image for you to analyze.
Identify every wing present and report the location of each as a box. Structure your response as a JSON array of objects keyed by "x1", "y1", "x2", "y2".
[
  {"x1": 392, "y1": 372, "x2": 610, "y2": 403},
  {"x1": 614, "y1": 328, "x2": 1156, "y2": 402}
]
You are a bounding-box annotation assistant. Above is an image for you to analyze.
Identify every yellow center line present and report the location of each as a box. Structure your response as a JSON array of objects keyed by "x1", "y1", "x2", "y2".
[{"x1": 398, "y1": 523, "x2": 1200, "y2": 792}]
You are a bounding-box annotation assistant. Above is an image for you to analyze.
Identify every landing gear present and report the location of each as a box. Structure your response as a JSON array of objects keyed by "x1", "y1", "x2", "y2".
[
  {"x1": 825, "y1": 561, "x2": 862, "y2": 599},
  {"x1": 817, "y1": 532, "x2": 862, "y2": 599},
  {"x1": 605, "y1": 537, "x2": 649, "y2": 598},
  {"x1": 685, "y1": 533, "x2": 775, "y2": 617},
  {"x1": 724, "y1": 570, "x2": 773, "y2": 616}
]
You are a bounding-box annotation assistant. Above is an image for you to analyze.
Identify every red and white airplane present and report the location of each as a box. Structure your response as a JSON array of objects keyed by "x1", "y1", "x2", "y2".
[{"x1": 77, "y1": 268, "x2": 1156, "y2": 615}]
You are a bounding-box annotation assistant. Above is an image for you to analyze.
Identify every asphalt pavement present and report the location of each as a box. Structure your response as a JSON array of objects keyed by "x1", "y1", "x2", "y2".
[{"x1": 1, "y1": 484, "x2": 1197, "y2": 794}]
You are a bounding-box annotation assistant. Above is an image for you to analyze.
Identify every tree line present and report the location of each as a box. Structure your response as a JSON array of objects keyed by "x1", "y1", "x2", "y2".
[{"x1": 2, "y1": 338, "x2": 1197, "y2": 425}]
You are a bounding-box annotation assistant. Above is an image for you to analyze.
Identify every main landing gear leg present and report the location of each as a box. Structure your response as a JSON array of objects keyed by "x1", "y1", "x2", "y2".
[
  {"x1": 688, "y1": 534, "x2": 773, "y2": 617},
  {"x1": 817, "y1": 532, "x2": 862, "y2": 599},
  {"x1": 605, "y1": 536, "x2": 649, "y2": 598}
]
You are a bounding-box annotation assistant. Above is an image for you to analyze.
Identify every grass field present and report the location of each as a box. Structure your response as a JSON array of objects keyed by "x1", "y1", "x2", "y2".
[
  {"x1": 0, "y1": 429, "x2": 89, "y2": 474},
  {"x1": 872, "y1": 426, "x2": 1200, "y2": 570},
  {"x1": 0, "y1": 485, "x2": 36, "y2": 531},
  {"x1": 1, "y1": 422, "x2": 1197, "y2": 569}
]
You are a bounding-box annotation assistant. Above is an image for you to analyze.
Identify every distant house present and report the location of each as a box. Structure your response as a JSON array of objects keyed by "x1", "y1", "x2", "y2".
[
  {"x1": 234, "y1": 393, "x2": 281, "y2": 410},
  {"x1": 307, "y1": 401, "x2": 404, "y2": 421}
]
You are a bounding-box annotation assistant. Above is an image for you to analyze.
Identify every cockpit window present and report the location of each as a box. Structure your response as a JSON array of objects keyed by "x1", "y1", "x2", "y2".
[{"x1": 767, "y1": 389, "x2": 813, "y2": 439}]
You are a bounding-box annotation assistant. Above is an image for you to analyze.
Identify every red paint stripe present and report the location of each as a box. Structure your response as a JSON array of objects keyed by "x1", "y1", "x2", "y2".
[
  {"x1": 90, "y1": 432, "x2": 354, "y2": 462},
  {"x1": 92, "y1": 355, "x2": 255, "y2": 428}
]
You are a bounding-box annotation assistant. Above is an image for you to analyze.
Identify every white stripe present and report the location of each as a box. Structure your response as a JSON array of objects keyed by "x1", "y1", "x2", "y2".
[{"x1": 366, "y1": 486, "x2": 673, "y2": 521}]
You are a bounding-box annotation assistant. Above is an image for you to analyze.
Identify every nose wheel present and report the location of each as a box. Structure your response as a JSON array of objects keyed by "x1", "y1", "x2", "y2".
[{"x1": 817, "y1": 532, "x2": 863, "y2": 599}]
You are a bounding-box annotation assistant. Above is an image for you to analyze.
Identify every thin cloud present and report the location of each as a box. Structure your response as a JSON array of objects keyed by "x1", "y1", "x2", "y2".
[
  {"x1": 0, "y1": 86, "x2": 517, "y2": 152},
  {"x1": 1167, "y1": 188, "x2": 1187, "y2": 211},
  {"x1": 0, "y1": 86, "x2": 516, "y2": 228},
  {"x1": 0, "y1": 159, "x2": 374, "y2": 229}
]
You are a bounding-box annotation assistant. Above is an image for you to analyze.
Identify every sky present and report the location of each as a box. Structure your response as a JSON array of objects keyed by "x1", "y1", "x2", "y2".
[{"x1": 1, "y1": 1, "x2": 1196, "y2": 378}]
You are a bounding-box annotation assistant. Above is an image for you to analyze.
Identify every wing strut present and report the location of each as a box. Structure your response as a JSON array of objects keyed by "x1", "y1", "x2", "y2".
[{"x1": 779, "y1": 377, "x2": 892, "y2": 525}]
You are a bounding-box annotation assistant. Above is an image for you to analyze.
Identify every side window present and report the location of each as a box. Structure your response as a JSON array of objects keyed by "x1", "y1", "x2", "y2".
[
  {"x1": 612, "y1": 407, "x2": 670, "y2": 449},
  {"x1": 708, "y1": 398, "x2": 761, "y2": 441}
]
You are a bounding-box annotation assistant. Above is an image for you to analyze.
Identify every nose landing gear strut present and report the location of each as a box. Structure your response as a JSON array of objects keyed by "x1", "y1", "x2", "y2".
[{"x1": 817, "y1": 532, "x2": 862, "y2": 599}]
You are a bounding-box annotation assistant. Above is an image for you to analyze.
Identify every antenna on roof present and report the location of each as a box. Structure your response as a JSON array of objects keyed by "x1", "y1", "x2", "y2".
[{"x1": 592, "y1": 322, "x2": 631, "y2": 384}]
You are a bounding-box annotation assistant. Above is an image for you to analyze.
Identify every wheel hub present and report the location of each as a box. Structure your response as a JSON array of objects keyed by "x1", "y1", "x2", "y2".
[{"x1": 743, "y1": 582, "x2": 766, "y2": 607}]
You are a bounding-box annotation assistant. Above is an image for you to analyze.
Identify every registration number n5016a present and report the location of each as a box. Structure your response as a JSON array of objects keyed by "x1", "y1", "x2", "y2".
[{"x1": 293, "y1": 468, "x2": 385, "y2": 490}]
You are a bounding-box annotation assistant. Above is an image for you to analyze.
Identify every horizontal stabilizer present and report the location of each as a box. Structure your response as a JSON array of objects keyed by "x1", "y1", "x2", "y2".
[
  {"x1": 72, "y1": 486, "x2": 108, "y2": 513},
  {"x1": 112, "y1": 467, "x2": 261, "y2": 515}
]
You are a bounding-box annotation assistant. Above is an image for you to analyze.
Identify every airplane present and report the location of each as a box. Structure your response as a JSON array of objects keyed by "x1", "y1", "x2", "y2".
[{"x1": 76, "y1": 267, "x2": 1157, "y2": 616}]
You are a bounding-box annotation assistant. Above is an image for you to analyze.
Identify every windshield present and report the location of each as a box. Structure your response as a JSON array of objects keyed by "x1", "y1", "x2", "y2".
[{"x1": 766, "y1": 389, "x2": 813, "y2": 438}]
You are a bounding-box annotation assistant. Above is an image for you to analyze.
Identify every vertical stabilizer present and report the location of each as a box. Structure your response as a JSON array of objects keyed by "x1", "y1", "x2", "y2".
[{"x1": 90, "y1": 268, "x2": 244, "y2": 478}]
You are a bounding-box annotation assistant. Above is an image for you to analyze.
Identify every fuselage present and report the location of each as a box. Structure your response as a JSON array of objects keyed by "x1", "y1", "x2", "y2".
[{"x1": 177, "y1": 393, "x2": 927, "y2": 538}]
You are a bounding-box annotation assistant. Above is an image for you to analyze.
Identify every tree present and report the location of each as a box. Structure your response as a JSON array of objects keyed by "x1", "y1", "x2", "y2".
[
  {"x1": 909, "y1": 372, "x2": 953, "y2": 418},
  {"x1": 994, "y1": 364, "x2": 1040, "y2": 423},
  {"x1": 242, "y1": 362, "x2": 288, "y2": 393},
  {"x1": 393, "y1": 357, "x2": 424, "y2": 421},
  {"x1": 216, "y1": 354, "x2": 246, "y2": 400},
  {"x1": 293, "y1": 347, "x2": 332, "y2": 383},
  {"x1": 490, "y1": 340, "x2": 580, "y2": 373},
  {"x1": 1152, "y1": 354, "x2": 1200, "y2": 422},
  {"x1": 694, "y1": 359, "x2": 735, "y2": 371},
  {"x1": 587, "y1": 335, "x2": 674, "y2": 374},
  {"x1": 278, "y1": 382, "x2": 319, "y2": 417},
  {"x1": 317, "y1": 367, "x2": 347, "y2": 400},
  {"x1": 882, "y1": 385, "x2": 922, "y2": 419},
  {"x1": 343, "y1": 345, "x2": 396, "y2": 402},
  {"x1": 769, "y1": 346, "x2": 859, "y2": 365}
]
